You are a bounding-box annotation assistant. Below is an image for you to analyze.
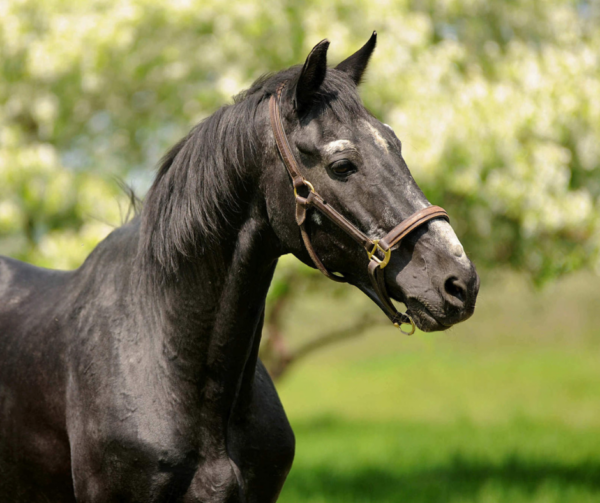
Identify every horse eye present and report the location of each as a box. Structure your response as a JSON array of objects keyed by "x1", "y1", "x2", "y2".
[{"x1": 330, "y1": 160, "x2": 356, "y2": 176}]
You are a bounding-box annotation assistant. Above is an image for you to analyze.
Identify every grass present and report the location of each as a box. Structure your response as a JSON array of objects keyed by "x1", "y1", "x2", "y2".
[
  {"x1": 282, "y1": 420, "x2": 600, "y2": 502},
  {"x1": 274, "y1": 271, "x2": 600, "y2": 502}
]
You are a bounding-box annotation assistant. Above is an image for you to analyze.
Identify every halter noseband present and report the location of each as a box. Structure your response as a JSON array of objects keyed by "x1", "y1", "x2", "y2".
[{"x1": 268, "y1": 83, "x2": 449, "y2": 335}]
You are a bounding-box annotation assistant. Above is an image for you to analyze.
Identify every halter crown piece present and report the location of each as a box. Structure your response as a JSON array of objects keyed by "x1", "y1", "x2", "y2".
[{"x1": 269, "y1": 82, "x2": 449, "y2": 335}]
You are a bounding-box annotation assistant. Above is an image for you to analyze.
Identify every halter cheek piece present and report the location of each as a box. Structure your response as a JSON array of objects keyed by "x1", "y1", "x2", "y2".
[{"x1": 269, "y1": 83, "x2": 449, "y2": 335}]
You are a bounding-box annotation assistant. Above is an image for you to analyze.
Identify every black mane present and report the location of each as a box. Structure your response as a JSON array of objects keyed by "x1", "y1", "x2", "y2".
[{"x1": 139, "y1": 65, "x2": 365, "y2": 274}]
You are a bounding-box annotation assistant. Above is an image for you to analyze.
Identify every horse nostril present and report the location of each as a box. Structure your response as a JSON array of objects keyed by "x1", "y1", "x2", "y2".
[{"x1": 444, "y1": 276, "x2": 467, "y2": 305}]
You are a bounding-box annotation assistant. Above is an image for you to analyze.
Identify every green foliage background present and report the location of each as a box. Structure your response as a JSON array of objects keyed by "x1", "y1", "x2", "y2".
[{"x1": 1, "y1": 0, "x2": 599, "y2": 282}]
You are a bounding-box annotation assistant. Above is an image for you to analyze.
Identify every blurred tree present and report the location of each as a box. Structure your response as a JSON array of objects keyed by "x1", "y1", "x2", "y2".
[{"x1": 1, "y1": 0, "x2": 599, "y2": 376}]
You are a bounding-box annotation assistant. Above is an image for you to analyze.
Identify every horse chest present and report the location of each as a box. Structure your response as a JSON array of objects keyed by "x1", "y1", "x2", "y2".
[{"x1": 65, "y1": 361, "x2": 293, "y2": 503}]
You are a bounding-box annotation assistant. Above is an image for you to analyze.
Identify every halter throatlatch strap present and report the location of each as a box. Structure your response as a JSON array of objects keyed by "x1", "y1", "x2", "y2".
[{"x1": 268, "y1": 82, "x2": 449, "y2": 333}]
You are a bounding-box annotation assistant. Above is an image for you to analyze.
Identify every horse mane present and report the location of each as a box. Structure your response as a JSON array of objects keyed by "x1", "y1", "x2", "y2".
[{"x1": 139, "y1": 64, "x2": 365, "y2": 275}]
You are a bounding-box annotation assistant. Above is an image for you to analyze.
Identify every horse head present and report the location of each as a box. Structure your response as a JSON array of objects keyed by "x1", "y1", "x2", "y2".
[{"x1": 262, "y1": 33, "x2": 479, "y2": 332}]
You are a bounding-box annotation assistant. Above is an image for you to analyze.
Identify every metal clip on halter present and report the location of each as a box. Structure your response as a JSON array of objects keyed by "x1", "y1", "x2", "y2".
[{"x1": 394, "y1": 317, "x2": 416, "y2": 336}]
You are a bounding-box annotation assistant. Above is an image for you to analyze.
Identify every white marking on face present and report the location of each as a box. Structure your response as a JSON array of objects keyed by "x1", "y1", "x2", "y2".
[
  {"x1": 311, "y1": 211, "x2": 323, "y2": 225},
  {"x1": 428, "y1": 219, "x2": 468, "y2": 262},
  {"x1": 323, "y1": 140, "x2": 355, "y2": 155},
  {"x1": 364, "y1": 121, "x2": 388, "y2": 153}
]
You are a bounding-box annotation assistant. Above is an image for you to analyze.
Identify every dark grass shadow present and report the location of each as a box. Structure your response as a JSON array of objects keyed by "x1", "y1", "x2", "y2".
[{"x1": 281, "y1": 455, "x2": 600, "y2": 502}]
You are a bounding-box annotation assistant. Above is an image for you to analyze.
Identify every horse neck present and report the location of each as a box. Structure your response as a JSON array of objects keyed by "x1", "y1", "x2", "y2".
[
  {"x1": 128, "y1": 95, "x2": 283, "y2": 418},
  {"x1": 138, "y1": 198, "x2": 280, "y2": 420}
]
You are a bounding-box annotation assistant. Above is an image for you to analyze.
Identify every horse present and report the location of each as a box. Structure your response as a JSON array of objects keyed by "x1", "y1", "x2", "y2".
[{"x1": 0, "y1": 33, "x2": 479, "y2": 502}]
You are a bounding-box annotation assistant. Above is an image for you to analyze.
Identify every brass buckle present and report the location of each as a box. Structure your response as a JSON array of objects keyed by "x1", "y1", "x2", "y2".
[
  {"x1": 294, "y1": 179, "x2": 315, "y2": 199},
  {"x1": 367, "y1": 240, "x2": 391, "y2": 269}
]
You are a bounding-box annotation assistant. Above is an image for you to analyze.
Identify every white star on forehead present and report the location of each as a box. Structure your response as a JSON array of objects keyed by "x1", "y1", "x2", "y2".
[{"x1": 323, "y1": 139, "x2": 356, "y2": 155}]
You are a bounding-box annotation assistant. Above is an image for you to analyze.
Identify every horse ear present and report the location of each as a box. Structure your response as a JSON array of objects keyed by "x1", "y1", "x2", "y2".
[
  {"x1": 335, "y1": 31, "x2": 377, "y2": 85},
  {"x1": 295, "y1": 39, "x2": 330, "y2": 115}
]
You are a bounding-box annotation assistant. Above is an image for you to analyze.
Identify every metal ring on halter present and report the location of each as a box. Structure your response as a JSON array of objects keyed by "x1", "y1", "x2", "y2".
[
  {"x1": 293, "y1": 179, "x2": 315, "y2": 198},
  {"x1": 394, "y1": 314, "x2": 416, "y2": 336}
]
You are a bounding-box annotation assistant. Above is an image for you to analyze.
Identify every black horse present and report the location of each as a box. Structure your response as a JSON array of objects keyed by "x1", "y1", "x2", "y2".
[{"x1": 0, "y1": 34, "x2": 479, "y2": 502}]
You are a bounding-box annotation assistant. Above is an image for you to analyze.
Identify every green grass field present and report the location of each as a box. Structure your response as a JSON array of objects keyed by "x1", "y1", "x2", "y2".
[{"x1": 275, "y1": 271, "x2": 600, "y2": 502}]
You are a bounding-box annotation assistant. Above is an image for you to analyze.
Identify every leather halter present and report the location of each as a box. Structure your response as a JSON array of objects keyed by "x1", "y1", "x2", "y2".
[{"x1": 268, "y1": 83, "x2": 449, "y2": 334}]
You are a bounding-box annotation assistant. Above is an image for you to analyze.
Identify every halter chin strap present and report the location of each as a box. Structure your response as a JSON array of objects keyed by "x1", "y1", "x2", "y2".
[{"x1": 268, "y1": 83, "x2": 449, "y2": 334}]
